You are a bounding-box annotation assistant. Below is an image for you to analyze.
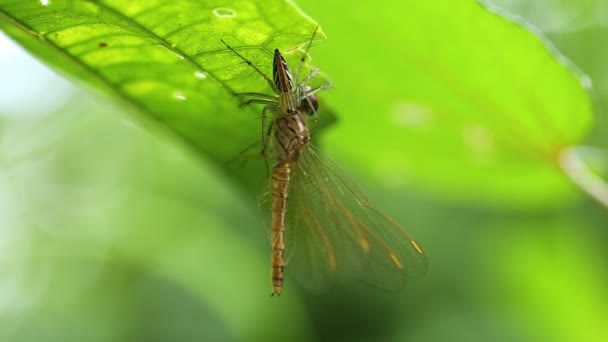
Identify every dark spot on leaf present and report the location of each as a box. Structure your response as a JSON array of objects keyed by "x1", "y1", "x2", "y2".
[{"x1": 99, "y1": 42, "x2": 108, "y2": 48}]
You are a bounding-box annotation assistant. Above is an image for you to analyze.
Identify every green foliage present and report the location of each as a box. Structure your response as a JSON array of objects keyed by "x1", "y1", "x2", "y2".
[
  {"x1": 1, "y1": 1, "x2": 607, "y2": 342},
  {"x1": 0, "y1": 0, "x2": 323, "y2": 192},
  {"x1": 299, "y1": 0, "x2": 595, "y2": 207},
  {"x1": 0, "y1": 0, "x2": 598, "y2": 207}
]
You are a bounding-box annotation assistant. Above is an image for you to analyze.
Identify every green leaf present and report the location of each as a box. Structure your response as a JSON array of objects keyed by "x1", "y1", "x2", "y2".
[
  {"x1": 0, "y1": 0, "x2": 323, "y2": 192},
  {"x1": 296, "y1": 0, "x2": 595, "y2": 207},
  {"x1": 0, "y1": 0, "x2": 598, "y2": 208}
]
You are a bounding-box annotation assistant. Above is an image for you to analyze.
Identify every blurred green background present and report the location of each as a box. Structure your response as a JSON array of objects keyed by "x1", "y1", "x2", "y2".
[{"x1": 1, "y1": 0, "x2": 607, "y2": 341}]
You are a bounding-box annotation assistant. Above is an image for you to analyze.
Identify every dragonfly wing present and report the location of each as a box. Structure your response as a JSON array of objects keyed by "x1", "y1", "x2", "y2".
[{"x1": 259, "y1": 145, "x2": 427, "y2": 293}]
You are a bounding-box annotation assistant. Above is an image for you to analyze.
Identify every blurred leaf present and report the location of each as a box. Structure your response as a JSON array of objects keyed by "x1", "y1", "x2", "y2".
[
  {"x1": 0, "y1": 95, "x2": 314, "y2": 341},
  {"x1": 0, "y1": 0, "x2": 324, "y2": 192},
  {"x1": 489, "y1": 0, "x2": 608, "y2": 33},
  {"x1": 490, "y1": 0, "x2": 608, "y2": 150},
  {"x1": 297, "y1": 0, "x2": 595, "y2": 207},
  {"x1": 492, "y1": 220, "x2": 608, "y2": 341}
]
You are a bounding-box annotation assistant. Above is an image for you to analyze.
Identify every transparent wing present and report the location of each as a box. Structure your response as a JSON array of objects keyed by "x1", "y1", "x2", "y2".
[{"x1": 267, "y1": 145, "x2": 428, "y2": 293}]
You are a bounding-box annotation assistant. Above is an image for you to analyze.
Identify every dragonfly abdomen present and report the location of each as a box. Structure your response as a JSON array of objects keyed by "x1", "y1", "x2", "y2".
[
  {"x1": 270, "y1": 162, "x2": 293, "y2": 296},
  {"x1": 269, "y1": 113, "x2": 309, "y2": 296}
]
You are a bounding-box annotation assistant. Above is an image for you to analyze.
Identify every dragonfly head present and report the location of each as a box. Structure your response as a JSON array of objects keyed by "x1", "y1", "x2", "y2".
[{"x1": 299, "y1": 92, "x2": 319, "y2": 115}]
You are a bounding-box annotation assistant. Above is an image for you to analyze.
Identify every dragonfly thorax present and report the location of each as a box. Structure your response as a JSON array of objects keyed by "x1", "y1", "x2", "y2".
[{"x1": 273, "y1": 111, "x2": 310, "y2": 163}]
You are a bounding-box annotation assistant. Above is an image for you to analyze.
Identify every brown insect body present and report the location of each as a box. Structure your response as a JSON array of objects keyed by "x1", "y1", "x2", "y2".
[
  {"x1": 270, "y1": 48, "x2": 310, "y2": 296},
  {"x1": 222, "y1": 30, "x2": 426, "y2": 297},
  {"x1": 219, "y1": 36, "x2": 326, "y2": 295}
]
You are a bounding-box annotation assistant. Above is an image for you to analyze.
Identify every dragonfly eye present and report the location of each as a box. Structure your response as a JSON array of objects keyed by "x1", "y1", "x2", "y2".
[{"x1": 299, "y1": 93, "x2": 319, "y2": 115}]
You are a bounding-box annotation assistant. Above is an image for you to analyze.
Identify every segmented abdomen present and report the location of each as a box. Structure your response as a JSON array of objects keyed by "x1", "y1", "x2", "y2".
[{"x1": 270, "y1": 162, "x2": 292, "y2": 296}]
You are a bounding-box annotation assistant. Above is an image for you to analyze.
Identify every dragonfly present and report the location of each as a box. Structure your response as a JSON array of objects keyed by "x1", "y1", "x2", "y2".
[{"x1": 222, "y1": 28, "x2": 427, "y2": 296}]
